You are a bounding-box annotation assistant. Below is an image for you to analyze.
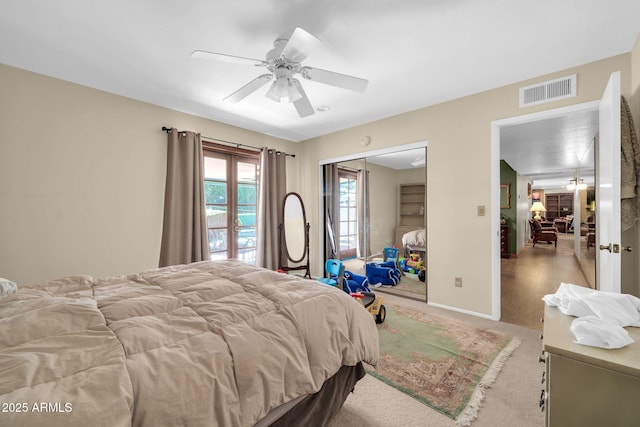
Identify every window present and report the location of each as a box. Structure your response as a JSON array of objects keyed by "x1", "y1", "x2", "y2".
[
  {"x1": 338, "y1": 169, "x2": 358, "y2": 259},
  {"x1": 203, "y1": 142, "x2": 259, "y2": 264}
]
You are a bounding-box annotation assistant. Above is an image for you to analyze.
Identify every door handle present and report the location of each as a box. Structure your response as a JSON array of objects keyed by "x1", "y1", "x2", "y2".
[
  {"x1": 600, "y1": 243, "x2": 622, "y2": 253},
  {"x1": 623, "y1": 246, "x2": 633, "y2": 252}
]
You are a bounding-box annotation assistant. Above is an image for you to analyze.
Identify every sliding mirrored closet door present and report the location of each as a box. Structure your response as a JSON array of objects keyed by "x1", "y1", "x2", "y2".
[{"x1": 322, "y1": 147, "x2": 427, "y2": 301}]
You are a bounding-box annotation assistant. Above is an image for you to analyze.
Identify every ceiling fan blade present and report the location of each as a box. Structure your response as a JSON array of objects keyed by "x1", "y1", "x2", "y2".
[
  {"x1": 281, "y1": 27, "x2": 321, "y2": 63},
  {"x1": 223, "y1": 74, "x2": 272, "y2": 103},
  {"x1": 190, "y1": 50, "x2": 266, "y2": 67},
  {"x1": 300, "y1": 66, "x2": 368, "y2": 92},
  {"x1": 291, "y1": 80, "x2": 315, "y2": 118}
]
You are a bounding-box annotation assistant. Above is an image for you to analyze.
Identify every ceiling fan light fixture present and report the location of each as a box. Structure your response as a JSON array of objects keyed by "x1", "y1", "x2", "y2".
[
  {"x1": 265, "y1": 75, "x2": 302, "y2": 103},
  {"x1": 193, "y1": 27, "x2": 367, "y2": 117}
]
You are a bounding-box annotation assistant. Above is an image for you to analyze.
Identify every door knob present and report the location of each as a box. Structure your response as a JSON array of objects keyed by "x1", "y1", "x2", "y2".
[
  {"x1": 623, "y1": 246, "x2": 633, "y2": 252},
  {"x1": 600, "y1": 243, "x2": 622, "y2": 253}
]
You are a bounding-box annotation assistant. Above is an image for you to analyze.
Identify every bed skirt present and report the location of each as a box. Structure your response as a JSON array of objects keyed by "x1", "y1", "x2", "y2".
[{"x1": 263, "y1": 363, "x2": 366, "y2": 427}]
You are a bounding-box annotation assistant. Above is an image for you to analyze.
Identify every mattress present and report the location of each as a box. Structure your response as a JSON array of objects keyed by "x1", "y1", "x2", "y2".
[
  {"x1": 0, "y1": 259, "x2": 379, "y2": 427},
  {"x1": 402, "y1": 228, "x2": 426, "y2": 248}
]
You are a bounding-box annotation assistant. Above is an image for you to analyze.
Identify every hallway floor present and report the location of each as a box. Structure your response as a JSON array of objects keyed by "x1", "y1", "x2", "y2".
[{"x1": 501, "y1": 233, "x2": 593, "y2": 331}]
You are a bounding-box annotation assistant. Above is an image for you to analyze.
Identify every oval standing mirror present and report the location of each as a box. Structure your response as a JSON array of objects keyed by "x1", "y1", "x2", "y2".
[
  {"x1": 280, "y1": 192, "x2": 311, "y2": 278},
  {"x1": 283, "y1": 192, "x2": 307, "y2": 263}
]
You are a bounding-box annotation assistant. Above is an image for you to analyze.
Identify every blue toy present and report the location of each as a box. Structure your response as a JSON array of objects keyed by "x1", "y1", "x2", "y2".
[
  {"x1": 365, "y1": 261, "x2": 402, "y2": 286},
  {"x1": 343, "y1": 270, "x2": 371, "y2": 293}
]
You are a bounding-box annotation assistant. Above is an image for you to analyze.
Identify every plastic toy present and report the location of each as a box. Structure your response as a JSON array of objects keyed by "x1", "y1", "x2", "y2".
[
  {"x1": 365, "y1": 261, "x2": 401, "y2": 286},
  {"x1": 406, "y1": 253, "x2": 423, "y2": 269},
  {"x1": 341, "y1": 270, "x2": 385, "y2": 323},
  {"x1": 343, "y1": 270, "x2": 371, "y2": 293},
  {"x1": 350, "y1": 292, "x2": 386, "y2": 324}
]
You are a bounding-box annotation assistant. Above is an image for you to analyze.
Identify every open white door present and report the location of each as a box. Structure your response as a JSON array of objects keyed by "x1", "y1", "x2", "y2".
[{"x1": 596, "y1": 71, "x2": 621, "y2": 293}]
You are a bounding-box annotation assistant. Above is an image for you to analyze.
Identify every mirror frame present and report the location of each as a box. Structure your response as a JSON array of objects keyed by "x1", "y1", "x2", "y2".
[
  {"x1": 500, "y1": 183, "x2": 510, "y2": 209},
  {"x1": 279, "y1": 192, "x2": 311, "y2": 279}
]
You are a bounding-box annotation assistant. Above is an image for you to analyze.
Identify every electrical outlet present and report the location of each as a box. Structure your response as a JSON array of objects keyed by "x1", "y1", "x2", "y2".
[
  {"x1": 477, "y1": 205, "x2": 485, "y2": 216},
  {"x1": 455, "y1": 277, "x2": 463, "y2": 287}
]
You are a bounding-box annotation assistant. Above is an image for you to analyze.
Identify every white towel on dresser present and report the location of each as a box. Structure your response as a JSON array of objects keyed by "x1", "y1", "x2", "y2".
[
  {"x1": 543, "y1": 282, "x2": 640, "y2": 348},
  {"x1": 0, "y1": 277, "x2": 17, "y2": 297}
]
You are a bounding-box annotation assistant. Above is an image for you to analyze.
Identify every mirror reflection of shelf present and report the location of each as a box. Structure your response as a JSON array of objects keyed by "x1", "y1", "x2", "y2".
[{"x1": 399, "y1": 183, "x2": 426, "y2": 227}]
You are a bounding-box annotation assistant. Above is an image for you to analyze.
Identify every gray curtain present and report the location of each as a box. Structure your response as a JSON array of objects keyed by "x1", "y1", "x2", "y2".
[
  {"x1": 620, "y1": 96, "x2": 640, "y2": 232},
  {"x1": 323, "y1": 164, "x2": 340, "y2": 260},
  {"x1": 159, "y1": 129, "x2": 208, "y2": 267},
  {"x1": 357, "y1": 168, "x2": 371, "y2": 258},
  {"x1": 256, "y1": 149, "x2": 286, "y2": 270}
]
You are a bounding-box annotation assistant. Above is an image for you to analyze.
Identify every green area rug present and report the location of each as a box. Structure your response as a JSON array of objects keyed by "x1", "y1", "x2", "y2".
[{"x1": 369, "y1": 304, "x2": 520, "y2": 426}]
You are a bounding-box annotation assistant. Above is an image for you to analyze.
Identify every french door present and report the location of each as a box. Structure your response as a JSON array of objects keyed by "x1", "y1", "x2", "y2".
[
  {"x1": 203, "y1": 144, "x2": 259, "y2": 263},
  {"x1": 338, "y1": 169, "x2": 358, "y2": 259}
]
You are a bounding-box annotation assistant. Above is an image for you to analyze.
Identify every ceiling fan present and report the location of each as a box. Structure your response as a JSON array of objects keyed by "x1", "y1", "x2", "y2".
[{"x1": 190, "y1": 27, "x2": 368, "y2": 118}]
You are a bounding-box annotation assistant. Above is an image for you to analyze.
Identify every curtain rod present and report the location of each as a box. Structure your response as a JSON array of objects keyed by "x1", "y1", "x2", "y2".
[{"x1": 161, "y1": 126, "x2": 295, "y2": 158}]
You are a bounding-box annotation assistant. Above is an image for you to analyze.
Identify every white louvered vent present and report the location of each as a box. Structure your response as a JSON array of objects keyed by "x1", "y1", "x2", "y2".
[{"x1": 519, "y1": 74, "x2": 577, "y2": 107}]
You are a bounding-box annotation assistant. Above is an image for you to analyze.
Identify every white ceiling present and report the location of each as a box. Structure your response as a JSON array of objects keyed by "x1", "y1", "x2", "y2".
[
  {"x1": 500, "y1": 108, "x2": 599, "y2": 190},
  {"x1": 365, "y1": 148, "x2": 426, "y2": 170},
  {"x1": 1, "y1": 2, "x2": 638, "y2": 179},
  {"x1": 2, "y1": 0, "x2": 639, "y2": 148}
]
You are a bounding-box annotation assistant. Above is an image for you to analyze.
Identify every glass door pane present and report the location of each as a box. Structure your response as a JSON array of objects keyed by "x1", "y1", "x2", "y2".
[
  {"x1": 236, "y1": 160, "x2": 257, "y2": 264},
  {"x1": 204, "y1": 156, "x2": 229, "y2": 260},
  {"x1": 338, "y1": 171, "x2": 358, "y2": 259}
]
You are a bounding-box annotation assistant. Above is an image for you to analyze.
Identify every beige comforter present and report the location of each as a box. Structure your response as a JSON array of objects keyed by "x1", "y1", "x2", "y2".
[{"x1": 0, "y1": 260, "x2": 379, "y2": 427}]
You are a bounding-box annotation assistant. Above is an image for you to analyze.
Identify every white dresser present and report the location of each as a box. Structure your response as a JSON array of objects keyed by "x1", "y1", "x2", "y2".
[{"x1": 541, "y1": 306, "x2": 640, "y2": 426}]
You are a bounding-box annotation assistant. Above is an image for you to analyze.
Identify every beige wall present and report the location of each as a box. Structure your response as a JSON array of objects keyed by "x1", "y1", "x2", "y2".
[
  {"x1": 365, "y1": 162, "x2": 397, "y2": 255},
  {"x1": 0, "y1": 64, "x2": 296, "y2": 285},
  {"x1": 298, "y1": 53, "x2": 632, "y2": 317}
]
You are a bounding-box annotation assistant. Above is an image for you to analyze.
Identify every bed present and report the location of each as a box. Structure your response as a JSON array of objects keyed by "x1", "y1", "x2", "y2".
[
  {"x1": 401, "y1": 228, "x2": 426, "y2": 258},
  {"x1": 0, "y1": 259, "x2": 379, "y2": 427}
]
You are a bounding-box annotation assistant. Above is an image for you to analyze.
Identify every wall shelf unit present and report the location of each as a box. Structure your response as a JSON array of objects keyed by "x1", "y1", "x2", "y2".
[{"x1": 544, "y1": 193, "x2": 573, "y2": 220}]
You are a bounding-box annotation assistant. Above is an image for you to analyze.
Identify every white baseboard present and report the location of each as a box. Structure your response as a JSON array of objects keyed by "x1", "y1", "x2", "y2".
[{"x1": 427, "y1": 301, "x2": 498, "y2": 321}]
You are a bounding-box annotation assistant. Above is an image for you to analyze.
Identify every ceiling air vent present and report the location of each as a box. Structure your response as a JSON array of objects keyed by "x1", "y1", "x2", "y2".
[{"x1": 519, "y1": 74, "x2": 577, "y2": 107}]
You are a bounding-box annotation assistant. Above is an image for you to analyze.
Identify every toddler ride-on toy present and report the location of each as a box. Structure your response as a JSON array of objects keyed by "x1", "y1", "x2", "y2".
[
  {"x1": 343, "y1": 270, "x2": 386, "y2": 324},
  {"x1": 317, "y1": 260, "x2": 386, "y2": 324},
  {"x1": 350, "y1": 291, "x2": 386, "y2": 324}
]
